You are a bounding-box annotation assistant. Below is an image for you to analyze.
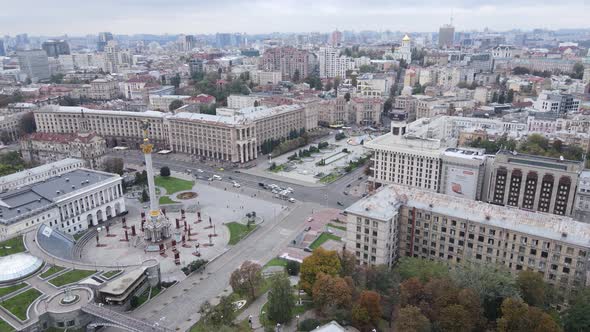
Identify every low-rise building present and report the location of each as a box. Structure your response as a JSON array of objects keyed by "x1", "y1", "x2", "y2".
[
  {"x1": 574, "y1": 171, "x2": 590, "y2": 222},
  {"x1": 0, "y1": 161, "x2": 125, "y2": 237},
  {"x1": 90, "y1": 78, "x2": 120, "y2": 100},
  {"x1": 227, "y1": 95, "x2": 262, "y2": 109},
  {"x1": 0, "y1": 158, "x2": 84, "y2": 192},
  {"x1": 21, "y1": 132, "x2": 107, "y2": 169}
]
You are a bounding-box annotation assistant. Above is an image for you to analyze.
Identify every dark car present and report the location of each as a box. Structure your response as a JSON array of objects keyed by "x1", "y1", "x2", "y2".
[
  {"x1": 337, "y1": 202, "x2": 344, "y2": 206},
  {"x1": 258, "y1": 182, "x2": 266, "y2": 187},
  {"x1": 346, "y1": 184, "x2": 351, "y2": 188}
]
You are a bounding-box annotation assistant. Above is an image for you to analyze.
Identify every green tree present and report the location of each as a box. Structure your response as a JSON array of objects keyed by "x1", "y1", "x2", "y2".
[
  {"x1": 506, "y1": 89, "x2": 515, "y2": 103},
  {"x1": 171, "y1": 73, "x2": 181, "y2": 89},
  {"x1": 292, "y1": 69, "x2": 300, "y2": 83},
  {"x1": 358, "y1": 290, "x2": 382, "y2": 324},
  {"x1": 571, "y1": 62, "x2": 585, "y2": 79},
  {"x1": 160, "y1": 166, "x2": 171, "y2": 177},
  {"x1": 18, "y1": 112, "x2": 36, "y2": 135},
  {"x1": 344, "y1": 92, "x2": 351, "y2": 102},
  {"x1": 169, "y1": 99, "x2": 184, "y2": 111},
  {"x1": 286, "y1": 260, "x2": 300, "y2": 276},
  {"x1": 396, "y1": 306, "x2": 431, "y2": 332},
  {"x1": 562, "y1": 288, "x2": 590, "y2": 332},
  {"x1": 517, "y1": 270, "x2": 548, "y2": 308},
  {"x1": 229, "y1": 261, "x2": 263, "y2": 300},
  {"x1": 104, "y1": 157, "x2": 124, "y2": 175},
  {"x1": 299, "y1": 248, "x2": 341, "y2": 295},
  {"x1": 351, "y1": 304, "x2": 371, "y2": 329},
  {"x1": 141, "y1": 188, "x2": 149, "y2": 202},
  {"x1": 267, "y1": 273, "x2": 295, "y2": 323},
  {"x1": 312, "y1": 272, "x2": 352, "y2": 313},
  {"x1": 397, "y1": 257, "x2": 449, "y2": 282}
]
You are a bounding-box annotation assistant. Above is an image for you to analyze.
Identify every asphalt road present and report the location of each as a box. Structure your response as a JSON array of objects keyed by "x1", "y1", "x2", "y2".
[{"x1": 110, "y1": 151, "x2": 367, "y2": 209}]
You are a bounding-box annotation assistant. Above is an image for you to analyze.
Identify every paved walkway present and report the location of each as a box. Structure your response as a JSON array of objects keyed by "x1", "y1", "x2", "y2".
[{"x1": 236, "y1": 292, "x2": 268, "y2": 330}]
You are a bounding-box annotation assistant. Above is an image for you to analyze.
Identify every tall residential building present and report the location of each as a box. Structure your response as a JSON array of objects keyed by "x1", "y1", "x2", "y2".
[
  {"x1": 17, "y1": 49, "x2": 50, "y2": 82},
  {"x1": 104, "y1": 40, "x2": 121, "y2": 73},
  {"x1": 261, "y1": 47, "x2": 311, "y2": 81},
  {"x1": 179, "y1": 35, "x2": 196, "y2": 51},
  {"x1": 330, "y1": 30, "x2": 343, "y2": 46},
  {"x1": 438, "y1": 24, "x2": 455, "y2": 48},
  {"x1": 318, "y1": 47, "x2": 354, "y2": 79},
  {"x1": 188, "y1": 58, "x2": 204, "y2": 75},
  {"x1": 15, "y1": 33, "x2": 29, "y2": 50},
  {"x1": 345, "y1": 184, "x2": 590, "y2": 295},
  {"x1": 0, "y1": 39, "x2": 5, "y2": 56},
  {"x1": 97, "y1": 32, "x2": 113, "y2": 52},
  {"x1": 41, "y1": 40, "x2": 70, "y2": 58},
  {"x1": 486, "y1": 151, "x2": 584, "y2": 217},
  {"x1": 215, "y1": 33, "x2": 232, "y2": 48}
]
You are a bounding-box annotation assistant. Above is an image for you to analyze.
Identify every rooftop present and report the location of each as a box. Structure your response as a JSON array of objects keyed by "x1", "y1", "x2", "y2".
[
  {"x1": 0, "y1": 158, "x2": 83, "y2": 187},
  {"x1": 0, "y1": 169, "x2": 119, "y2": 224},
  {"x1": 38, "y1": 106, "x2": 165, "y2": 119},
  {"x1": 351, "y1": 184, "x2": 590, "y2": 247}
]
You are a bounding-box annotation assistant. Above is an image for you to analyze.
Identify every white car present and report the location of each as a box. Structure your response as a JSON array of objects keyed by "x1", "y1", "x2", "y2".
[
  {"x1": 288, "y1": 197, "x2": 296, "y2": 203},
  {"x1": 213, "y1": 175, "x2": 222, "y2": 180},
  {"x1": 233, "y1": 182, "x2": 241, "y2": 188},
  {"x1": 196, "y1": 169, "x2": 204, "y2": 173},
  {"x1": 287, "y1": 187, "x2": 294, "y2": 192}
]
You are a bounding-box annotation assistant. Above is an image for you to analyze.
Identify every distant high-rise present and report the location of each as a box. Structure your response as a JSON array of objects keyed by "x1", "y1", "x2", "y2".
[
  {"x1": 0, "y1": 39, "x2": 5, "y2": 56},
  {"x1": 15, "y1": 34, "x2": 29, "y2": 50},
  {"x1": 438, "y1": 24, "x2": 455, "y2": 48},
  {"x1": 17, "y1": 49, "x2": 50, "y2": 82},
  {"x1": 41, "y1": 40, "x2": 70, "y2": 58},
  {"x1": 215, "y1": 33, "x2": 232, "y2": 48},
  {"x1": 261, "y1": 47, "x2": 311, "y2": 81},
  {"x1": 180, "y1": 35, "x2": 196, "y2": 51},
  {"x1": 330, "y1": 30, "x2": 342, "y2": 46},
  {"x1": 97, "y1": 32, "x2": 113, "y2": 52}
]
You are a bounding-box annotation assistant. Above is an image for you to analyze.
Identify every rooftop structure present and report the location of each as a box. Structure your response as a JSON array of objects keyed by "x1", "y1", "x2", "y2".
[
  {"x1": 0, "y1": 252, "x2": 44, "y2": 283},
  {"x1": 0, "y1": 158, "x2": 84, "y2": 192}
]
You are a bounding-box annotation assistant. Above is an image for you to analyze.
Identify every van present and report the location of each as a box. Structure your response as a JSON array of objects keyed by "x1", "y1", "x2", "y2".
[{"x1": 213, "y1": 175, "x2": 222, "y2": 180}]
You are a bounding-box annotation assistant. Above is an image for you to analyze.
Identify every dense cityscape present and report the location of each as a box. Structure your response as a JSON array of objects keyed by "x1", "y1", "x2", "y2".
[{"x1": 0, "y1": 2, "x2": 590, "y2": 332}]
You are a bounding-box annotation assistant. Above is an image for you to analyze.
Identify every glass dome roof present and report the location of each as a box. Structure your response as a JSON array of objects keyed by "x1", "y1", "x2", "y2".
[{"x1": 0, "y1": 253, "x2": 43, "y2": 283}]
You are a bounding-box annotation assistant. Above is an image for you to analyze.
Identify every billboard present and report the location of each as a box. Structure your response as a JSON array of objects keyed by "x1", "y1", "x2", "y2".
[{"x1": 445, "y1": 167, "x2": 478, "y2": 200}]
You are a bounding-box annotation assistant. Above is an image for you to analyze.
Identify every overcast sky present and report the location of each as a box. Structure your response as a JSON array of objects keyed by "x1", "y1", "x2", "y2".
[{"x1": 1, "y1": 0, "x2": 589, "y2": 36}]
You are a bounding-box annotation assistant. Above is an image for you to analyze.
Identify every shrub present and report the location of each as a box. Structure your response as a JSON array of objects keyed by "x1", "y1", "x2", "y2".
[
  {"x1": 299, "y1": 318, "x2": 321, "y2": 331},
  {"x1": 182, "y1": 259, "x2": 208, "y2": 275},
  {"x1": 160, "y1": 166, "x2": 171, "y2": 177},
  {"x1": 287, "y1": 260, "x2": 301, "y2": 276}
]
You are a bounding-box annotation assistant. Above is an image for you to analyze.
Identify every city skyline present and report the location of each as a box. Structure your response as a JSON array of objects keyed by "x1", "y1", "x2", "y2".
[{"x1": 1, "y1": 0, "x2": 589, "y2": 36}]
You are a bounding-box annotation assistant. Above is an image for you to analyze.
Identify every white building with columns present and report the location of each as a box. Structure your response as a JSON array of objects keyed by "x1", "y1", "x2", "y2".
[{"x1": 0, "y1": 160, "x2": 125, "y2": 238}]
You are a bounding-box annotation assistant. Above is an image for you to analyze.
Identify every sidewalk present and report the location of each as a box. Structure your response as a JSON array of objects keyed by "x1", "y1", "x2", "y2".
[{"x1": 236, "y1": 292, "x2": 268, "y2": 330}]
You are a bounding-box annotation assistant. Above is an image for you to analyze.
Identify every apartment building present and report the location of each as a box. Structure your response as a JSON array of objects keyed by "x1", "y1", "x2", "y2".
[
  {"x1": 167, "y1": 113, "x2": 257, "y2": 164},
  {"x1": 90, "y1": 78, "x2": 120, "y2": 100},
  {"x1": 227, "y1": 95, "x2": 262, "y2": 109},
  {"x1": 487, "y1": 151, "x2": 584, "y2": 217},
  {"x1": 261, "y1": 47, "x2": 311, "y2": 81},
  {"x1": 534, "y1": 90, "x2": 581, "y2": 114},
  {"x1": 349, "y1": 97, "x2": 383, "y2": 126},
  {"x1": 346, "y1": 184, "x2": 590, "y2": 295},
  {"x1": 148, "y1": 95, "x2": 192, "y2": 111},
  {"x1": 34, "y1": 106, "x2": 169, "y2": 149},
  {"x1": 318, "y1": 47, "x2": 354, "y2": 79},
  {"x1": 356, "y1": 73, "x2": 394, "y2": 97},
  {"x1": 574, "y1": 171, "x2": 590, "y2": 222}
]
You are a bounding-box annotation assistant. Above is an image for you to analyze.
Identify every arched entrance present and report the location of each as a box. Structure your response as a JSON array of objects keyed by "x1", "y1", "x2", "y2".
[
  {"x1": 114, "y1": 202, "x2": 121, "y2": 216},
  {"x1": 105, "y1": 206, "x2": 113, "y2": 220},
  {"x1": 96, "y1": 210, "x2": 104, "y2": 223},
  {"x1": 87, "y1": 214, "x2": 94, "y2": 227}
]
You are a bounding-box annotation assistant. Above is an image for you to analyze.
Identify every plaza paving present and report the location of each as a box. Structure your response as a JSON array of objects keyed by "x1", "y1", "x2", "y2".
[
  {"x1": 245, "y1": 132, "x2": 374, "y2": 185},
  {"x1": 80, "y1": 172, "x2": 286, "y2": 281}
]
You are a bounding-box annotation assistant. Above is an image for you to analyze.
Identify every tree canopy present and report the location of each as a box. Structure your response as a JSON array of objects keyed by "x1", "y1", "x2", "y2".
[{"x1": 299, "y1": 248, "x2": 341, "y2": 295}]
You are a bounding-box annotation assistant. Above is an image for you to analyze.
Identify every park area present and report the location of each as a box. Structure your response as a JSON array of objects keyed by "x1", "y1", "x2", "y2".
[
  {"x1": 0, "y1": 288, "x2": 42, "y2": 320},
  {"x1": 0, "y1": 237, "x2": 25, "y2": 257}
]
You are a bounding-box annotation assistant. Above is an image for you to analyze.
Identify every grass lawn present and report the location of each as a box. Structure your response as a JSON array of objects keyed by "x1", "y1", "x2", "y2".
[
  {"x1": 0, "y1": 318, "x2": 15, "y2": 331},
  {"x1": 226, "y1": 222, "x2": 255, "y2": 245},
  {"x1": 134, "y1": 286, "x2": 161, "y2": 308},
  {"x1": 0, "y1": 288, "x2": 41, "y2": 320},
  {"x1": 48, "y1": 269, "x2": 95, "y2": 287},
  {"x1": 309, "y1": 233, "x2": 341, "y2": 250},
  {"x1": 101, "y1": 270, "x2": 121, "y2": 279},
  {"x1": 269, "y1": 164, "x2": 285, "y2": 173},
  {"x1": 319, "y1": 172, "x2": 340, "y2": 184},
  {"x1": 155, "y1": 176, "x2": 194, "y2": 195},
  {"x1": 263, "y1": 257, "x2": 288, "y2": 269},
  {"x1": 159, "y1": 196, "x2": 178, "y2": 205},
  {"x1": 40, "y1": 266, "x2": 65, "y2": 279},
  {"x1": 0, "y1": 283, "x2": 26, "y2": 298},
  {"x1": 327, "y1": 223, "x2": 347, "y2": 231},
  {"x1": 0, "y1": 237, "x2": 25, "y2": 257}
]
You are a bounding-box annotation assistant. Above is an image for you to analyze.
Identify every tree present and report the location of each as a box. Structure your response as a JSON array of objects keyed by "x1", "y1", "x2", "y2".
[
  {"x1": 169, "y1": 99, "x2": 184, "y2": 111},
  {"x1": 452, "y1": 264, "x2": 519, "y2": 321},
  {"x1": 563, "y1": 288, "x2": 590, "y2": 332},
  {"x1": 383, "y1": 98, "x2": 393, "y2": 113},
  {"x1": 396, "y1": 306, "x2": 431, "y2": 332},
  {"x1": 351, "y1": 304, "x2": 371, "y2": 329},
  {"x1": 286, "y1": 260, "x2": 300, "y2": 276},
  {"x1": 201, "y1": 296, "x2": 236, "y2": 327},
  {"x1": 572, "y1": 62, "x2": 585, "y2": 79},
  {"x1": 517, "y1": 270, "x2": 548, "y2": 308},
  {"x1": 160, "y1": 166, "x2": 171, "y2": 177},
  {"x1": 267, "y1": 273, "x2": 295, "y2": 323},
  {"x1": 171, "y1": 73, "x2": 181, "y2": 89},
  {"x1": 229, "y1": 261, "x2": 263, "y2": 300},
  {"x1": 344, "y1": 92, "x2": 351, "y2": 102},
  {"x1": 506, "y1": 89, "x2": 515, "y2": 103},
  {"x1": 141, "y1": 188, "x2": 149, "y2": 202},
  {"x1": 512, "y1": 67, "x2": 530, "y2": 75},
  {"x1": 397, "y1": 257, "x2": 449, "y2": 282},
  {"x1": 292, "y1": 69, "x2": 300, "y2": 83},
  {"x1": 438, "y1": 305, "x2": 475, "y2": 332},
  {"x1": 104, "y1": 157, "x2": 124, "y2": 175},
  {"x1": 312, "y1": 273, "x2": 352, "y2": 312},
  {"x1": 400, "y1": 277, "x2": 425, "y2": 307},
  {"x1": 339, "y1": 249, "x2": 356, "y2": 277},
  {"x1": 253, "y1": 100, "x2": 259, "y2": 107},
  {"x1": 299, "y1": 248, "x2": 341, "y2": 295},
  {"x1": 18, "y1": 112, "x2": 36, "y2": 135},
  {"x1": 0, "y1": 131, "x2": 11, "y2": 144},
  {"x1": 358, "y1": 291, "x2": 382, "y2": 324},
  {"x1": 135, "y1": 170, "x2": 148, "y2": 186},
  {"x1": 496, "y1": 298, "x2": 561, "y2": 332},
  {"x1": 324, "y1": 80, "x2": 333, "y2": 91}
]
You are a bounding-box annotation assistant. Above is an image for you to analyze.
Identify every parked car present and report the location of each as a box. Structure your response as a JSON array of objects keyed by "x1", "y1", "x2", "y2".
[
  {"x1": 197, "y1": 169, "x2": 204, "y2": 173},
  {"x1": 337, "y1": 202, "x2": 344, "y2": 206},
  {"x1": 258, "y1": 182, "x2": 266, "y2": 187},
  {"x1": 233, "y1": 182, "x2": 241, "y2": 188},
  {"x1": 288, "y1": 197, "x2": 295, "y2": 203},
  {"x1": 346, "y1": 184, "x2": 351, "y2": 188},
  {"x1": 307, "y1": 217, "x2": 314, "y2": 222}
]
